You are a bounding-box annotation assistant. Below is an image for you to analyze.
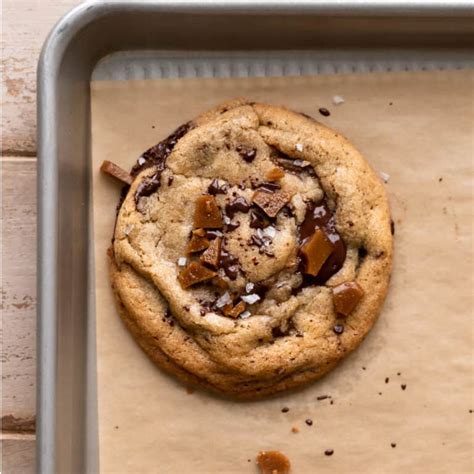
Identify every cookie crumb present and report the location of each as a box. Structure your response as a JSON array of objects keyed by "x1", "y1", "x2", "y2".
[
  {"x1": 401, "y1": 384, "x2": 407, "y2": 390},
  {"x1": 324, "y1": 449, "x2": 334, "y2": 456},
  {"x1": 379, "y1": 171, "x2": 390, "y2": 183},
  {"x1": 291, "y1": 426, "x2": 299, "y2": 433},
  {"x1": 332, "y1": 95, "x2": 345, "y2": 105}
]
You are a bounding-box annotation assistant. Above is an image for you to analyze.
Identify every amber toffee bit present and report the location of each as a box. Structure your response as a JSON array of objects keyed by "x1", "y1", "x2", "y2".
[
  {"x1": 252, "y1": 190, "x2": 291, "y2": 218},
  {"x1": 256, "y1": 451, "x2": 290, "y2": 474},
  {"x1": 193, "y1": 195, "x2": 223, "y2": 229},
  {"x1": 222, "y1": 300, "x2": 246, "y2": 318},
  {"x1": 300, "y1": 228, "x2": 334, "y2": 276},
  {"x1": 266, "y1": 167, "x2": 285, "y2": 181},
  {"x1": 100, "y1": 160, "x2": 133, "y2": 185},
  {"x1": 187, "y1": 232, "x2": 210, "y2": 254},
  {"x1": 200, "y1": 237, "x2": 222, "y2": 268},
  {"x1": 178, "y1": 261, "x2": 216, "y2": 288},
  {"x1": 332, "y1": 281, "x2": 365, "y2": 317}
]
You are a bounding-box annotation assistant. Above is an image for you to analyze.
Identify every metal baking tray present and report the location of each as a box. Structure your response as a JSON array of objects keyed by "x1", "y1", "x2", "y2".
[{"x1": 37, "y1": 1, "x2": 474, "y2": 472}]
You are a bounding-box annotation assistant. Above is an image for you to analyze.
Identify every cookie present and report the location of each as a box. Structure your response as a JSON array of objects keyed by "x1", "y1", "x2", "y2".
[{"x1": 108, "y1": 99, "x2": 393, "y2": 398}]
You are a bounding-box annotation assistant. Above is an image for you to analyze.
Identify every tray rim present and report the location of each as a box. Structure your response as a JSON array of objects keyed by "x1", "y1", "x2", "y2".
[{"x1": 37, "y1": 1, "x2": 474, "y2": 473}]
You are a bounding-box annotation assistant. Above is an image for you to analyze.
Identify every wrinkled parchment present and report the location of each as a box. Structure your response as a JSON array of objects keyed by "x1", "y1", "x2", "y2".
[{"x1": 91, "y1": 71, "x2": 473, "y2": 473}]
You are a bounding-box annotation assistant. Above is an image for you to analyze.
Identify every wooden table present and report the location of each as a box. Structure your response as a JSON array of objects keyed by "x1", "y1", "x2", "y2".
[{"x1": 2, "y1": 1, "x2": 82, "y2": 471}]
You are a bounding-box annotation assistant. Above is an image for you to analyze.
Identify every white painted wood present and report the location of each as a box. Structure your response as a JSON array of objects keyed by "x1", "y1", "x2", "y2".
[
  {"x1": 1, "y1": 435, "x2": 36, "y2": 473},
  {"x1": 1, "y1": 159, "x2": 37, "y2": 430},
  {"x1": 1, "y1": 0, "x2": 82, "y2": 154}
]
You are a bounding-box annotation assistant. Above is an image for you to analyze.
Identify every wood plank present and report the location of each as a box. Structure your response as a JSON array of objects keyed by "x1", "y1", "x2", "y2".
[
  {"x1": 1, "y1": 435, "x2": 36, "y2": 474},
  {"x1": 1, "y1": 159, "x2": 37, "y2": 431},
  {"x1": 1, "y1": 0, "x2": 82, "y2": 155}
]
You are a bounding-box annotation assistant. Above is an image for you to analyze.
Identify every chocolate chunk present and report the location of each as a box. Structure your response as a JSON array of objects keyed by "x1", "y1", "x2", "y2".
[
  {"x1": 333, "y1": 324, "x2": 344, "y2": 335},
  {"x1": 319, "y1": 107, "x2": 331, "y2": 117},
  {"x1": 100, "y1": 160, "x2": 133, "y2": 185},
  {"x1": 257, "y1": 181, "x2": 281, "y2": 192},
  {"x1": 249, "y1": 209, "x2": 270, "y2": 229},
  {"x1": 193, "y1": 195, "x2": 223, "y2": 229},
  {"x1": 131, "y1": 121, "x2": 192, "y2": 177},
  {"x1": 187, "y1": 232, "x2": 210, "y2": 254},
  {"x1": 225, "y1": 196, "x2": 250, "y2": 218},
  {"x1": 208, "y1": 178, "x2": 229, "y2": 195},
  {"x1": 298, "y1": 200, "x2": 346, "y2": 285},
  {"x1": 332, "y1": 281, "x2": 365, "y2": 317},
  {"x1": 178, "y1": 261, "x2": 216, "y2": 288},
  {"x1": 205, "y1": 229, "x2": 223, "y2": 240},
  {"x1": 134, "y1": 172, "x2": 161, "y2": 204},
  {"x1": 219, "y1": 247, "x2": 240, "y2": 280},
  {"x1": 266, "y1": 167, "x2": 285, "y2": 181},
  {"x1": 222, "y1": 300, "x2": 246, "y2": 318},
  {"x1": 236, "y1": 145, "x2": 257, "y2": 163},
  {"x1": 225, "y1": 220, "x2": 240, "y2": 232},
  {"x1": 256, "y1": 451, "x2": 290, "y2": 474},
  {"x1": 200, "y1": 237, "x2": 222, "y2": 268},
  {"x1": 300, "y1": 228, "x2": 334, "y2": 276},
  {"x1": 272, "y1": 326, "x2": 286, "y2": 338},
  {"x1": 252, "y1": 190, "x2": 291, "y2": 218}
]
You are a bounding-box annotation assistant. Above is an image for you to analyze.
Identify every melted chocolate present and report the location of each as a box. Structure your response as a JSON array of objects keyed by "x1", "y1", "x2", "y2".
[
  {"x1": 257, "y1": 181, "x2": 281, "y2": 192},
  {"x1": 226, "y1": 196, "x2": 250, "y2": 218},
  {"x1": 298, "y1": 200, "x2": 346, "y2": 286},
  {"x1": 208, "y1": 179, "x2": 229, "y2": 195},
  {"x1": 131, "y1": 122, "x2": 193, "y2": 177},
  {"x1": 134, "y1": 172, "x2": 161, "y2": 203}
]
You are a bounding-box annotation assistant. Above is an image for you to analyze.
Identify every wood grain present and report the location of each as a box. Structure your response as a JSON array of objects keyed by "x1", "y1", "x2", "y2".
[
  {"x1": 0, "y1": 435, "x2": 36, "y2": 473},
  {"x1": 1, "y1": 159, "x2": 37, "y2": 430},
  {"x1": 1, "y1": 0, "x2": 82, "y2": 155}
]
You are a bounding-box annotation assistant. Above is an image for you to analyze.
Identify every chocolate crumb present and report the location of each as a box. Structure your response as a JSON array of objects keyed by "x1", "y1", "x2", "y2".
[
  {"x1": 114, "y1": 425, "x2": 119, "y2": 429},
  {"x1": 319, "y1": 107, "x2": 331, "y2": 117},
  {"x1": 469, "y1": 410, "x2": 473, "y2": 413},
  {"x1": 167, "y1": 175, "x2": 174, "y2": 186},
  {"x1": 389, "y1": 102, "x2": 393, "y2": 106},
  {"x1": 397, "y1": 372, "x2": 401, "y2": 376},
  {"x1": 401, "y1": 384, "x2": 407, "y2": 390},
  {"x1": 305, "y1": 419, "x2": 313, "y2": 426},
  {"x1": 324, "y1": 449, "x2": 334, "y2": 456},
  {"x1": 236, "y1": 145, "x2": 257, "y2": 163},
  {"x1": 248, "y1": 459, "x2": 251, "y2": 463},
  {"x1": 379, "y1": 392, "x2": 382, "y2": 395},
  {"x1": 183, "y1": 305, "x2": 190, "y2": 311},
  {"x1": 439, "y1": 177, "x2": 443, "y2": 182},
  {"x1": 200, "y1": 309, "x2": 206, "y2": 316},
  {"x1": 186, "y1": 387, "x2": 195, "y2": 394},
  {"x1": 281, "y1": 407, "x2": 290, "y2": 413},
  {"x1": 333, "y1": 324, "x2": 344, "y2": 335},
  {"x1": 385, "y1": 377, "x2": 389, "y2": 384},
  {"x1": 317, "y1": 395, "x2": 330, "y2": 401},
  {"x1": 330, "y1": 400, "x2": 334, "y2": 405},
  {"x1": 362, "y1": 366, "x2": 366, "y2": 370},
  {"x1": 390, "y1": 219, "x2": 395, "y2": 235},
  {"x1": 391, "y1": 443, "x2": 397, "y2": 448}
]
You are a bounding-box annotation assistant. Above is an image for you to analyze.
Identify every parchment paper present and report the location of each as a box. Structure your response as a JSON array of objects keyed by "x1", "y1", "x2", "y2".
[{"x1": 91, "y1": 71, "x2": 473, "y2": 474}]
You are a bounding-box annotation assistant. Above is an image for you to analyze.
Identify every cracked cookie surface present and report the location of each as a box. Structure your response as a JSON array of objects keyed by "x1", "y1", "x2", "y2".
[{"x1": 109, "y1": 99, "x2": 393, "y2": 398}]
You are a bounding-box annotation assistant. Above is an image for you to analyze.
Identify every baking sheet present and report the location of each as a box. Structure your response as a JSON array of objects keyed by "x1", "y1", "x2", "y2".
[{"x1": 91, "y1": 70, "x2": 473, "y2": 473}]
